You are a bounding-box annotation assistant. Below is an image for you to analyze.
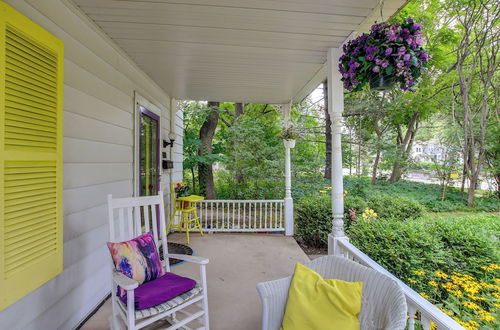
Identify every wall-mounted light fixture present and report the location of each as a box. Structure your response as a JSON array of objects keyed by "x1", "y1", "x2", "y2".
[{"x1": 163, "y1": 132, "x2": 176, "y2": 148}]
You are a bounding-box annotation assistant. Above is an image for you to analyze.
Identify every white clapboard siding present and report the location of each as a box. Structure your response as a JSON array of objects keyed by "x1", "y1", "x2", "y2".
[
  {"x1": 64, "y1": 203, "x2": 108, "y2": 242},
  {"x1": 64, "y1": 138, "x2": 133, "y2": 164},
  {"x1": 24, "y1": 259, "x2": 110, "y2": 330},
  {"x1": 64, "y1": 111, "x2": 133, "y2": 146},
  {"x1": 64, "y1": 85, "x2": 133, "y2": 129},
  {"x1": 64, "y1": 180, "x2": 133, "y2": 216},
  {"x1": 64, "y1": 60, "x2": 134, "y2": 111},
  {"x1": 0, "y1": 1, "x2": 176, "y2": 330},
  {"x1": 63, "y1": 163, "x2": 133, "y2": 189},
  {"x1": 0, "y1": 244, "x2": 109, "y2": 329},
  {"x1": 63, "y1": 224, "x2": 108, "y2": 268}
]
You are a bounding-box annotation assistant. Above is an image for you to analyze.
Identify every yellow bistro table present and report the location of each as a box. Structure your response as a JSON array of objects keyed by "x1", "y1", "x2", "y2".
[{"x1": 167, "y1": 194, "x2": 205, "y2": 244}]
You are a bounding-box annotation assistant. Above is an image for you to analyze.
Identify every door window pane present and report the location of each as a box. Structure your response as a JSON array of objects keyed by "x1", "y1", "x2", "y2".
[{"x1": 139, "y1": 108, "x2": 159, "y2": 196}]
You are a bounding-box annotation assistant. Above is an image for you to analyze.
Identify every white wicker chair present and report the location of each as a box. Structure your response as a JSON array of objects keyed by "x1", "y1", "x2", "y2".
[{"x1": 257, "y1": 256, "x2": 407, "y2": 330}]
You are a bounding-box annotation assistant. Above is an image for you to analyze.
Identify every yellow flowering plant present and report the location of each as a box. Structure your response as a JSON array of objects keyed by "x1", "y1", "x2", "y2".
[
  {"x1": 405, "y1": 266, "x2": 500, "y2": 329},
  {"x1": 361, "y1": 208, "x2": 378, "y2": 221}
]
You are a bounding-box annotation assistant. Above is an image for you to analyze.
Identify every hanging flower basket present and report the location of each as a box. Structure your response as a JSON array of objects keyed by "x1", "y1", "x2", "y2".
[
  {"x1": 283, "y1": 139, "x2": 296, "y2": 149},
  {"x1": 279, "y1": 126, "x2": 299, "y2": 149},
  {"x1": 339, "y1": 18, "x2": 430, "y2": 93}
]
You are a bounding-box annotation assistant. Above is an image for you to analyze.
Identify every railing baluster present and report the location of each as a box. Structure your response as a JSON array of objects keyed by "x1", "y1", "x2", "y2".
[
  {"x1": 421, "y1": 316, "x2": 431, "y2": 330},
  {"x1": 232, "y1": 202, "x2": 235, "y2": 229},
  {"x1": 259, "y1": 202, "x2": 262, "y2": 229},
  {"x1": 238, "y1": 202, "x2": 241, "y2": 229},
  {"x1": 254, "y1": 202, "x2": 257, "y2": 229},
  {"x1": 280, "y1": 201, "x2": 283, "y2": 229},
  {"x1": 407, "y1": 305, "x2": 417, "y2": 330},
  {"x1": 203, "y1": 202, "x2": 207, "y2": 228},
  {"x1": 264, "y1": 202, "x2": 267, "y2": 228},
  {"x1": 243, "y1": 202, "x2": 246, "y2": 229},
  {"x1": 223, "y1": 202, "x2": 225, "y2": 228},
  {"x1": 216, "y1": 202, "x2": 219, "y2": 229},
  {"x1": 272, "y1": 202, "x2": 275, "y2": 228},
  {"x1": 274, "y1": 202, "x2": 280, "y2": 228}
]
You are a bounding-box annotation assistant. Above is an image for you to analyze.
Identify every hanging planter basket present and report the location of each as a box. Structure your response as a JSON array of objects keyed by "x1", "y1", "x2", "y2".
[
  {"x1": 339, "y1": 18, "x2": 430, "y2": 93},
  {"x1": 283, "y1": 139, "x2": 296, "y2": 149},
  {"x1": 369, "y1": 73, "x2": 395, "y2": 91}
]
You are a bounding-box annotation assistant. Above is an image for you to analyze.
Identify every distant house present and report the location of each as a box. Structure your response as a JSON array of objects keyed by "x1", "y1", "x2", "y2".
[{"x1": 411, "y1": 141, "x2": 445, "y2": 162}]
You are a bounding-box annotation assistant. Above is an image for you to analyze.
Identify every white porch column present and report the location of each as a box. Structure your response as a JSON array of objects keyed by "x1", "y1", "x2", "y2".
[
  {"x1": 283, "y1": 102, "x2": 294, "y2": 236},
  {"x1": 327, "y1": 48, "x2": 348, "y2": 255}
]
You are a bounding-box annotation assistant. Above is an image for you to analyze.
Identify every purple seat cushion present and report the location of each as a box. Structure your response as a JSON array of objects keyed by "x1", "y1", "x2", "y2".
[{"x1": 120, "y1": 272, "x2": 197, "y2": 310}]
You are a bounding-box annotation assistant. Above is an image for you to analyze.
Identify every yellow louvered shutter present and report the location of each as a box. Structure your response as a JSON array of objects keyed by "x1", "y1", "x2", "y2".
[{"x1": 0, "y1": 2, "x2": 64, "y2": 310}]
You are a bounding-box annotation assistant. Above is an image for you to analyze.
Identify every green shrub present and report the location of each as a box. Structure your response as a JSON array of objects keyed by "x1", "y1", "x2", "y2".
[
  {"x1": 295, "y1": 192, "x2": 424, "y2": 248},
  {"x1": 347, "y1": 214, "x2": 500, "y2": 280},
  {"x1": 295, "y1": 194, "x2": 331, "y2": 248},
  {"x1": 348, "y1": 218, "x2": 447, "y2": 279},
  {"x1": 366, "y1": 193, "x2": 424, "y2": 220}
]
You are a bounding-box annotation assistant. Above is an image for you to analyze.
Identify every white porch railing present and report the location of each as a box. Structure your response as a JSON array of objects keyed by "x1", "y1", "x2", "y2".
[
  {"x1": 193, "y1": 200, "x2": 285, "y2": 232},
  {"x1": 335, "y1": 238, "x2": 463, "y2": 330}
]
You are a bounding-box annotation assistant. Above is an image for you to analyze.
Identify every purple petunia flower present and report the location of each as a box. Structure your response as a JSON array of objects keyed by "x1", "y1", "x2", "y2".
[{"x1": 339, "y1": 17, "x2": 428, "y2": 92}]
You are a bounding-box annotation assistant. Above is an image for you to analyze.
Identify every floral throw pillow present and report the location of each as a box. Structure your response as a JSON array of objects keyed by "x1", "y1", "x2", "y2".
[{"x1": 107, "y1": 232, "x2": 163, "y2": 285}]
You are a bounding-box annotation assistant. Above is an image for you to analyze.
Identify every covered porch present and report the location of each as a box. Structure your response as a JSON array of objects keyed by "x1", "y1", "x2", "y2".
[{"x1": 0, "y1": 0, "x2": 464, "y2": 329}]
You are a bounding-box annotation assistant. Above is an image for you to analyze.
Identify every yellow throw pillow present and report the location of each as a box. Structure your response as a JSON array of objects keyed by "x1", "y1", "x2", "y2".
[{"x1": 281, "y1": 263, "x2": 363, "y2": 330}]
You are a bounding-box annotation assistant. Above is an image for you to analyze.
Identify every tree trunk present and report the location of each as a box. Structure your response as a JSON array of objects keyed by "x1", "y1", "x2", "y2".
[
  {"x1": 234, "y1": 102, "x2": 245, "y2": 184},
  {"x1": 460, "y1": 164, "x2": 466, "y2": 193},
  {"x1": 389, "y1": 112, "x2": 419, "y2": 182},
  {"x1": 441, "y1": 179, "x2": 447, "y2": 201},
  {"x1": 371, "y1": 92, "x2": 387, "y2": 185},
  {"x1": 371, "y1": 149, "x2": 381, "y2": 185},
  {"x1": 323, "y1": 81, "x2": 332, "y2": 179},
  {"x1": 467, "y1": 175, "x2": 478, "y2": 207},
  {"x1": 191, "y1": 167, "x2": 196, "y2": 193},
  {"x1": 198, "y1": 101, "x2": 219, "y2": 199}
]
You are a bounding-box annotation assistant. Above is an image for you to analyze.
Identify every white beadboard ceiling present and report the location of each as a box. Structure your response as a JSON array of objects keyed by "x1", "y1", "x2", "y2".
[{"x1": 72, "y1": 0, "x2": 408, "y2": 103}]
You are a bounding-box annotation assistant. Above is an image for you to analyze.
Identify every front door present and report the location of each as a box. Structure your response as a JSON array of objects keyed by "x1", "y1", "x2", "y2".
[{"x1": 138, "y1": 107, "x2": 160, "y2": 196}]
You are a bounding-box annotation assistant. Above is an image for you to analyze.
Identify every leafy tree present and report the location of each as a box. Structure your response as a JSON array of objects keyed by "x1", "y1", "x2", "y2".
[{"x1": 447, "y1": 0, "x2": 499, "y2": 206}]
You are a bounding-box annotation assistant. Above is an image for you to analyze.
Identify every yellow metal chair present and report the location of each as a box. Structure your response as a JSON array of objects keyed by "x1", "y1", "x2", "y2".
[{"x1": 167, "y1": 182, "x2": 204, "y2": 244}]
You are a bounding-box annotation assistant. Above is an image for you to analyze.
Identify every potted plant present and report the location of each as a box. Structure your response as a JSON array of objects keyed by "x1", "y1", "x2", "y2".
[
  {"x1": 339, "y1": 18, "x2": 430, "y2": 93},
  {"x1": 174, "y1": 183, "x2": 191, "y2": 207},
  {"x1": 279, "y1": 126, "x2": 300, "y2": 148}
]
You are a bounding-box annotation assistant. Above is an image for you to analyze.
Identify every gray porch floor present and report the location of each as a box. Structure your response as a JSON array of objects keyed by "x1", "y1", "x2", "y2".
[{"x1": 81, "y1": 233, "x2": 310, "y2": 330}]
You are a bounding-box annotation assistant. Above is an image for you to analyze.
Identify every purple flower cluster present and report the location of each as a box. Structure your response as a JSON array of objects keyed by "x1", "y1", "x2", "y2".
[{"x1": 339, "y1": 18, "x2": 430, "y2": 92}]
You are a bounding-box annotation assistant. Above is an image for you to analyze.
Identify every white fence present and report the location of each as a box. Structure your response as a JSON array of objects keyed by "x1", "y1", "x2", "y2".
[
  {"x1": 335, "y1": 238, "x2": 463, "y2": 330},
  {"x1": 192, "y1": 200, "x2": 285, "y2": 232}
]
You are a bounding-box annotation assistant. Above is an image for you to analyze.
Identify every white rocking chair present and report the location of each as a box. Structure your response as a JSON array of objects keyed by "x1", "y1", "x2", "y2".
[
  {"x1": 257, "y1": 256, "x2": 407, "y2": 330},
  {"x1": 107, "y1": 192, "x2": 210, "y2": 330}
]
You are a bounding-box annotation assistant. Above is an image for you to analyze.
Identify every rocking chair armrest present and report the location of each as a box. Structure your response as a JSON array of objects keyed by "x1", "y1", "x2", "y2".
[
  {"x1": 112, "y1": 270, "x2": 139, "y2": 291},
  {"x1": 166, "y1": 254, "x2": 209, "y2": 265}
]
